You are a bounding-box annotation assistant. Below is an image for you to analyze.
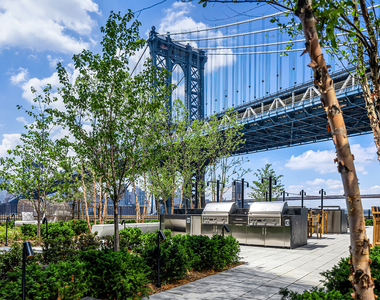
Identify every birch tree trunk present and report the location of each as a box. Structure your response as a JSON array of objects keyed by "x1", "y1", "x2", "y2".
[
  {"x1": 133, "y1": 181, "x2": 140, "y2": 223},
  {"x1": 99, "y1": 177, "x2": 103, "y2": 224},
  {"x1": 103, "y1": 191, "x2": 108, "y2": 223},
  {"x1": 92, "y1": 171, "x2": 97, "y2": 225},
  {"x1": 80, "y1": 158, "x2": 91, "y2": 231},
  {"x1": 296, "y1": 0, "x2": 375, "y2": 298},
  {"x1": 142, "y1": 173, "x2": 148, "y2": 223}
]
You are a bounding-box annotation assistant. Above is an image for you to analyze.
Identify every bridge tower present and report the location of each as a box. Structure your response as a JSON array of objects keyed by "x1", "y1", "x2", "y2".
[{"x1": 147, "y1": 26, "x2": 207, "y2": 122}]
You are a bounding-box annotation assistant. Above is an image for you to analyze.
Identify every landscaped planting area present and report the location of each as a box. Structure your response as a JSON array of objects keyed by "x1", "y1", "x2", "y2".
[
  {"x1": 0, "y1": 220, "x2": 241, "y2": 300},
  {"x1": 280, "y1": 246, "x2": 380, "y2": 299}
]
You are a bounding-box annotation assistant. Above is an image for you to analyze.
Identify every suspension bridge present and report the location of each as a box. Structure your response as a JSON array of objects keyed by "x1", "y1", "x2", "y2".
[{"x1": 128, "y1": 8, "x2": 378, "y2": 155}]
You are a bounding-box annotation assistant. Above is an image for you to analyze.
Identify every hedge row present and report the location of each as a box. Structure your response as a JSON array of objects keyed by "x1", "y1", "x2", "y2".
[{"x1": 0, "y1": 228, "x2": 241, "y2": 300}]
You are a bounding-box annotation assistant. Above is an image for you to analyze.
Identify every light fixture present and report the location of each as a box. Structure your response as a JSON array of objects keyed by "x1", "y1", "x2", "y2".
[
  {"x1": 222, "y1": 224, "x2": 230, "y2": 237},
  {"x1": 156, "y1": 230, "x2": 166, "y2": 288},
  {"x1": 5, "y1": 217, "x2": 10, "y2": 246},
  {"x1": 22, "y1": 242, "x2": 34, "y2": 300}
]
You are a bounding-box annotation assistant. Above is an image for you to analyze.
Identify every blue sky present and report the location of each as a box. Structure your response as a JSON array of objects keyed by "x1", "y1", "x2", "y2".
[{"x1": 0, "y1": 0, "x2": 379, "y2": 209}]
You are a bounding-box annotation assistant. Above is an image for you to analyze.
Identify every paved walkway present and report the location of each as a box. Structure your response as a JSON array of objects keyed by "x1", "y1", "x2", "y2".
[{"x1": 144, "y1": 227, "x2": 373, "y2": 300}]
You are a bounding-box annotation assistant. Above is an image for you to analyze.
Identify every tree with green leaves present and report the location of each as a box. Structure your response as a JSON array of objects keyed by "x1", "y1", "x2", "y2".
[
  {"x1": 248, "y1": 163, "x2": 284, "y2": 201},
  {"x1": 0, "y1": 86, "x2": 67, "y2": 239},
  {"x1": 55, "y1": 11, "x2": 171, "y2": 251},
  {"x1": 194, "y1": 0, "x2": 376, "y2": 298}
]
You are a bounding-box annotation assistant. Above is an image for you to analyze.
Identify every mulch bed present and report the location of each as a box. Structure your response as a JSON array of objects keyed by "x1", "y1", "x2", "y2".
[{"x1": 146, "y1": 262, "x2": 245, "y2": 295}]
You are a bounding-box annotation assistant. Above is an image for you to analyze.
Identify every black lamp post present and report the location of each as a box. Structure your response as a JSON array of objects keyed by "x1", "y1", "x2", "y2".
[
  {"x1": 300, "y1": 190, "x2": 306, "y2": 208},
  {"x1": 282, "y1": 191, "x2": 289, "y2": 202},
  {"x1": 261, "y1": 176, "x2": 277, "y2": 202},
  {"x1": 22, "y1": 241, "x2": 34, "y2": 300},
  {"x1": 207, "y1": 180, "x2": 225, "y2": 203},
  {"x1": 11, "y1": 213, "x2": 15, "y2": 223},
  {"x1": 222, "y1": 224, "x2": 230, "y2": 237},
  {"x1": 5, "y1": 216, "x2": 10, "y2": 246},
  {"x1": 156, "y1": 230, "x2": 166, "y2": 288},
  {"x1": 42, "y1": 217, "x2": 48, "y2": 240},
  {"x1": 319, "y1": 189, "x2": 326, "y2": 210},
  {"x1": 233, "y1": 179, "x2": 249, "y2": 208},
  {"x1": 121, "y1": 219, "x2": 125, "y2": 230}
]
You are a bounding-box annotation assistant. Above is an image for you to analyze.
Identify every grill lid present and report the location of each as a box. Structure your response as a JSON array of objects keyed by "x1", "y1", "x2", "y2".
[
  {"x1": 248, "y1": 202, "x2": 288, "y2": 215},
  {"x1": 202, "y1": 202, "x2": 238, "y2": 215}
]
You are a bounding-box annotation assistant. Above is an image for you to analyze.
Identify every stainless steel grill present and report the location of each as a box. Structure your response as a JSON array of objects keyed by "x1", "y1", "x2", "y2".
[
  {"x1": 202, "y1": 202, "x2": 238, "y2": 225},
  {"x1": 248, "y1": 202, "x2": 288, "y2": 226}
]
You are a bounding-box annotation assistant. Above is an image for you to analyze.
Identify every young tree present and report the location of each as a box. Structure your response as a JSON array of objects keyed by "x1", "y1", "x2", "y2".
[
  {"x1": 248, "y1": 163, "x2": 284, "y2": 201},
  {"x1": 55, "y1": 11, "x2": 171, "y2": 251},
  {"x1": 0, "y1": 86, "x2": 66, "y2": 239},
  {"x1": 195, "y1": 0, "x2": 376, "y2": 298}
]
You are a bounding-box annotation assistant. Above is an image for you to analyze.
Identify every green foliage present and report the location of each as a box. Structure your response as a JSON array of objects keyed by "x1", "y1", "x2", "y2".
[
  {"x1": 140, "y1": 237, "x2": 190, "y2": 283},
  {"x1": 0, "y1": 260, "x2": 89, "y2": 300},
  {"x1": 320, "y1": 257, "x2": 352, "y2": 296},
  {"x1": 78, "y1": 249, "x2": 150, "y2": 300},
  {"x1": 67, "y1": 219, "x2": 90, "y2": 235},
  {"x1": 0, "y1": 225, "x2": 21, "y2": 244},
  {"x1": 283, "y1": 246, "x2": 380, "y2": 298},
  {"x1": 119, "y1": 227, "x2": 143, "y2": 251},
  {"x1": 173, "y1": 234, "x2": 240, "y2": 271},
  {"x1": 21, "y1": 223, "x2": 37, "y2": 238},
  {"x1": 249, "y1": 163, "x2": 284, "y2": 201},
  {"x1": 42, "y1": 236, "x2": 79, "y2": 264},
  {"x1": 279, "y1": 287, "x2": 351, "y2": 299},
  {"x1": 366, "y1": 219, "x2": 373, "y2": 226}
]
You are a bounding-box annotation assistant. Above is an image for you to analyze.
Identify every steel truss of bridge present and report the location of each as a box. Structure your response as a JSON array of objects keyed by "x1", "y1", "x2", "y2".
[{"x1": 218, "y1": 70, "x2": 370, "y2": 155}]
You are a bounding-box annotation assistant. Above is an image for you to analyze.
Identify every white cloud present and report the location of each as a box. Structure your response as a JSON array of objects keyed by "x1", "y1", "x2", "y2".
[
  {"x1": 360, "y1": 185, "x2": 380, "y2": 194},
  {"x1": 285, "y1": 144, "x2": 377, "y2": 174},
  {"x1": 16, "y1": 117, "x2": 28, "y2": 126},
  {"x1": 10, "y1": 68, "x2": 28, "y2": 85},
  {"x1": 0, "y1": 134, "x2": 21, "y2": 157},
  {"x1": 47, "y1": 55, "x2": 63, "y2": 68},
  {"x1": 305, "y1": 178, "x2": 342, "y2": 190},
  {"x1": 0, "y1": 0, "x2": 100, "y2": 53}
]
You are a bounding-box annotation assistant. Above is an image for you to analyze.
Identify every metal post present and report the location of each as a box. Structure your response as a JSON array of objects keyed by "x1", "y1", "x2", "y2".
[
  {"x1": 195, "y1": 181, "x2": 198, "y2": 209},
  {"x1": 216, "y1": 180, "x2": 220, "y2": 203},
  {"x1": 321, "y1": 189, "x2": 324, "y2": 210},
  {"x1": 156, "y1": 233, "x2": 161, "y2": 288},
  {"x1": 269, "y1": 176, "x2": 272, "y2": 202},
  {"x1": 5, "y1": 218, "x2": 8, "y2": 246},
  {"x1": 283, "y1": 191, "x2": 286, "y2": 202},
  {"x1": 241, "y1": 178, "x2": 245, "y2": 208},
  {"x1": 301, "y1": 190, "x2": 304, "y2": 208},
  {"x1": 22, "y1": 246, "x2": 26, "y2": 300},
  {"x1": 265, "y1": 191, "x2": 268, "y2": 202}
]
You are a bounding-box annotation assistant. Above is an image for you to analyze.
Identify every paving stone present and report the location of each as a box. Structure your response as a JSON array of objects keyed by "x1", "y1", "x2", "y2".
[{"x1": 142, "y1": 227, "x2": 373, "y2": 300}]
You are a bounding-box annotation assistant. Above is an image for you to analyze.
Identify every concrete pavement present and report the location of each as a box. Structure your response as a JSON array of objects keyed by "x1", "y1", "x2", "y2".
[{"x1": 144, "y1": 227, "x2": 373, "y2": 300}]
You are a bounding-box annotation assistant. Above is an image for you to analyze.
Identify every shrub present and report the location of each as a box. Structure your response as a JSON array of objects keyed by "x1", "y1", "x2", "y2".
[
  {"x1": 79, "y1": 249, "x2": 150, "y2": 299},
  {"x1": 74, "y1": 233, "x2": 101, "y2": 251},
  {"x1": 43, "y1": 223, "x2": 75, "y2": 240},
  {"x1": 279, "y1": 287, "x2": 351, "y2": 299},
  {"x1": 320, "y1": 246, "x2": 380, "y2": 296},
  {"x1": 173, "y1": 234, "x2": 240, "y2": 271},
  {"x1": 0, "y1": 243, "x2": 42, "y2": 281},
  {"x1": 21, "y1": 223, "x2": 37, "y2": 238},
  {"x1": 140, "y1": 238, "x2": 189, "y2": 283},
  {"x1": 0, "y1": 225, "x2": 21, "y2": 244},
  {"x1": 67, "y1": 219, "x2": 90, "y2": 235},
  {"x1": 42, "y1": 236, "x2": 79, "y2": 264},
  {"x1": 119, "y1": 227, "x2": 143, "y2": 251},
  {"x1": 0, "y1": 260, "x2": 89, "y2": 300},
  {"x1": 366, "y1": 218, "x2": 373, "y2": 226}
]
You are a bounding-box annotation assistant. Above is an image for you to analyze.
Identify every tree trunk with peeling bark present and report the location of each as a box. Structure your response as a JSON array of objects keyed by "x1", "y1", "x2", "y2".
[
  {"x1": 133, "y1": 181, "x2": 140, "y2": 223},
  {"x1": 80, "y1": 158, "x2": 91, "y2": 231},
  {"x1": 296, "y1": 0, "x2": 375, "y2": 298}
]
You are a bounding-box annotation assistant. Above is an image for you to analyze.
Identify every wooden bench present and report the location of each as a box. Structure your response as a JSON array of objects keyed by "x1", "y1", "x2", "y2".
[{"x1": 372, "y1": 206, "x2": 380, "y2": 247}]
